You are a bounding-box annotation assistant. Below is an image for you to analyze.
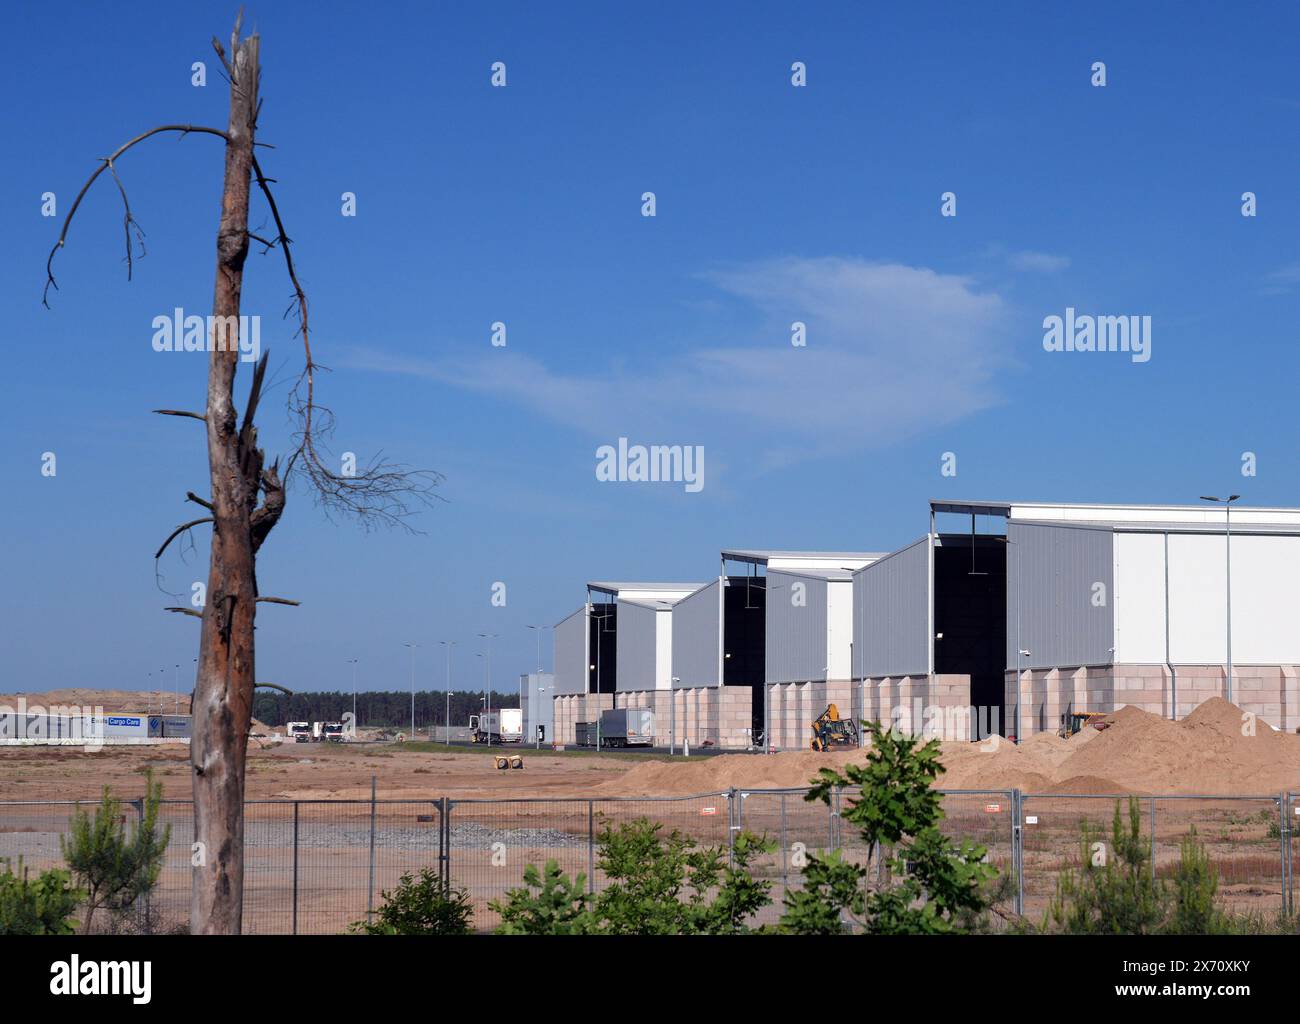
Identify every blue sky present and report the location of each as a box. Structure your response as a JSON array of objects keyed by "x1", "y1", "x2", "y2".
[{"x1": 3, "y1": 0, "x2": 1299, "y2": 698}]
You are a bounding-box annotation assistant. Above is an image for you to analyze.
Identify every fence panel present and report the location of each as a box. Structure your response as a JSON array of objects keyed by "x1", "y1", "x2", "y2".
[
  {"x1": 2, "y1": 788, "x2": 1295, "y2": 933},
  {"x1": 1152, "y1": 796, "x2": 1285, "y2": 919},
  {"x1": 735, "y1": 787, "x2": 834, "y2": 927},
  {"x1": 1019, "y1": 794, "x2": 1135, "y2": 922},
  {"x1": 446, "y1": 798, "x2": 598, "y2": 932}
]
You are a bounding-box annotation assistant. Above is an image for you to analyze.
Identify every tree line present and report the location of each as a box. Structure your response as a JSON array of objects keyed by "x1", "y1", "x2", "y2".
[{"x1": 252, "y1": 690, "x2": 521, "y2": 729}]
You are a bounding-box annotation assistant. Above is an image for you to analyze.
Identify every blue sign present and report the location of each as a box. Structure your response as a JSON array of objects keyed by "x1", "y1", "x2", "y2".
[{"x1": 107, "y1": 717, "x2": 141, "y2": 727}]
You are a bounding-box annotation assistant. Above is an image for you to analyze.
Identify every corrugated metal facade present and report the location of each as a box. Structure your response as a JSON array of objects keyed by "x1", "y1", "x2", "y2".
[
  {"x1": 553, "y1": 605, "x2": 588, "y2": 695},
  {"x1": 1007, "y1": 521, "x2": 1113, "y2": 670},
  {"x1": 853, "y1": 537, "x2": 930, "y2": 678},
  {"x1": 616, "y1": 600, "x2": 660, "y2": 691},
  {"x1": 671, "y1": 578, "x2": 722, "y2": 688},
  {"x1": 765, "y1": 569, "x2": 828, "y2": 684}
]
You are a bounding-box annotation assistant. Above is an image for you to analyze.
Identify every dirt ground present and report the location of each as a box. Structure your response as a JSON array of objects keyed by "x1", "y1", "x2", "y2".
[{"x1": 2, "y1": 693, "x2": 1299, "y2": 802}]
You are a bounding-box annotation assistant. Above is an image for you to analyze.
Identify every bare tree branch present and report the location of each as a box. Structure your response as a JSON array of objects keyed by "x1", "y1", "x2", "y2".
[
  {"x1": 164, "y1": 607, "x2": 203, "y2": 618},
  {"x1": 255, "y1": 597, "x2": 300, "y2": 606},
  {"x1": 43, "y1": 125, "x2": 227, "y2": 307},
  {"x1": 155, "y1": 517, "x2": 213, "y2": 560},
  {"x1": 248, "y1": 154, "x2": 443, "y2": 531},
  {"x1": 153, "y1": 409, "x2": 207, "y2": 421},
  {"x1": 186, "y1": 491, "x2": 214, "y2": 510}
]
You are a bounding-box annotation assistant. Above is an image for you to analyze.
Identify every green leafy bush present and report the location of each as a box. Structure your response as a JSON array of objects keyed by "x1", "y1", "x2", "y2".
[
  {"x1": 0, "y1": 860, "x2": 82, "y2": 935},
  {"x1": 349, "y1": 868, "x2": 473, "y2": 934},
  {"x1": 492, "y1": 818, "x2": 772, "y2": 935},
  {"x1": 60, "y1": 771, "x2": 170, "y2": 934},
  {"x1": 779, "y1": 720, "x2": 996, "y2": 935}
]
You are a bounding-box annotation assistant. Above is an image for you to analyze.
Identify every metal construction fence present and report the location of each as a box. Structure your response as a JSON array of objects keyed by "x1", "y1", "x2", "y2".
[{"x1": 0, "y1": 789, "x2": 1294, "y2": 933}]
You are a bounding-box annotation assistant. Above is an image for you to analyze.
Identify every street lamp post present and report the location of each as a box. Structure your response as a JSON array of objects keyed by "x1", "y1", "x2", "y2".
[
  {"x1": 1200, "y1": 495, "x2": 1241, "y2": 704},
  {"x1": 347, "y1": 659, "x2": 359, "y2": 738},
  {"x1": 403, "y1": 642, "x2": 420, "y2": 739},
  {"x1": 438, "y1": 641, "x2": 456, "y2": 745},
  {"x1": 478, "y1": 634, "x2": 499, "y2": 746},
  {"x1": 670, "y1": 677, "x2": 679, "y2": 754}
]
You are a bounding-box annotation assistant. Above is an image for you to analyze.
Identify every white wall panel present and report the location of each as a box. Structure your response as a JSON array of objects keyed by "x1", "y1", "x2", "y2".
[
  {"x1": 1167, "y1": 533, "x2": 1227, "y2": 664},
  {"x1": 1112, "y1": 532, "x2": 1167, "y2": 663}
]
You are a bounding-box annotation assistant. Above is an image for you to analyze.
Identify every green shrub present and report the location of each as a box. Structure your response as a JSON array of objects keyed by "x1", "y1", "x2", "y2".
[
  {"x1": 492, "y1": 818, "x2": 772, "y2": 935},
  {"x1": 60, "y1": 771, "x2": 170, "y2": 934},
  {"x1": 779, "y1": 721, "x2": 996, "y2": 935},
  {"x1": 0, "y1": 860, "x2": 82, "y2": 935},
  {"x1": 349, "y1": 868, "x2": 473, "y2": 935}
]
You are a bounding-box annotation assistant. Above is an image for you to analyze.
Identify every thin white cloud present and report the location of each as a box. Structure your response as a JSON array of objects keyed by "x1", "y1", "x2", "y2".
[
  {"x1": 1006, "y1": 249, "x2": 1071, "y2": 273},
  {"x1": 1262, "y1": 264, "x2": 1300, "y2": 295},
  {"x1": 345, "y1": 257, "x2": 1013, "y2": 473}
]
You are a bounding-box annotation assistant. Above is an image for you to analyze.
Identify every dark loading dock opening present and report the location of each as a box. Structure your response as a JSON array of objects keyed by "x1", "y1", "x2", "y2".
[
  {"x1": 588, "y1": 602, "x2": 617, "y2": 694},
  {"x1": 933, "y1": 535, "x2": 1007, "y2": 738},
  {"x1": 723, "y1": 575, "x2": 766, "y2": 741}
]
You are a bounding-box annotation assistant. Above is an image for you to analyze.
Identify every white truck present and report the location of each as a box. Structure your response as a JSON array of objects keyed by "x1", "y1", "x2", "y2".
[
  {"x1": 597, "y1": 708, "x2": 655, "y2": 748},
  {"x1": 287, "y1": 721, "x2": 311, "y2": 743},
  {"x1": 322, "y1": 721, "x2": 345, "y2": 742},
  {"x1": 469, "y1": 708, "x2": 523, "y2": 744}
]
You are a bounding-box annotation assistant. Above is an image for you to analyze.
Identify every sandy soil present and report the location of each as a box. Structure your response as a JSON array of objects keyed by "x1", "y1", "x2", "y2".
[{"x1": 2, "y1": 694, "x2": 1297, "y2": 802}]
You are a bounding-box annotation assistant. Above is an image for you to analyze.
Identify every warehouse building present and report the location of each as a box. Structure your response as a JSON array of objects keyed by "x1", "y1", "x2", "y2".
[
  {"x1": 552, "y1": 582, "x2": 700, "y2": 745},
  {"x1": 674, "y1": 551, "x2": 880, "y2": 749},
  {"x1": 827, "y1": 500, "x2": 1300, "y2": 746}
]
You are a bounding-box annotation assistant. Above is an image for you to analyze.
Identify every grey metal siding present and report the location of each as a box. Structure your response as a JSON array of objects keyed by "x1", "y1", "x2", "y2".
[
  {"x1": 616, "y1": 600, "x2": 659, "y2": 691},
  {"x1": 671, "y1": 579, "x2": 722, "y2": 688},
  {"x1": 1007, "y1": 521, "x2": 1113, "y2": 670},
  {"x1": 853, "y1": 537, "x2": 930, "y2": 678},
  {"x1": 765, "y1": 570, "x2": 828, "y2": 684},
  {"x1": 553, "y1": 606, "x2": 588, "y2": 695}
]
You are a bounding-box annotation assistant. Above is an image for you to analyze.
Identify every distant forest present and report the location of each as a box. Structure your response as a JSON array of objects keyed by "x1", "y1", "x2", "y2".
[{"x1": 252, "y1": 690, "x2": 521, "y2": 729}]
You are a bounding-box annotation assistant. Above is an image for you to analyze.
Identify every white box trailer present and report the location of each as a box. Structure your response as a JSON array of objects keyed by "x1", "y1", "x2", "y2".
[
  {"x1": 84, "y1": 714, "x2": 150, "y2": 739},
  {"x1": 598, "y1": 708, "x2": 655, "y2": 747},
  {"x1": 470, "y1": 709, "x2": 523, "y2": 744}
]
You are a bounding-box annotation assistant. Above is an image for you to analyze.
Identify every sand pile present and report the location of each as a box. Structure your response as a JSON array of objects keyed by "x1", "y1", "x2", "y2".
[
  {"x1": 598, "y1": 698, "x2": 1300, "y2": 797},
  {"x1": 595, "y1": 748, "x2": 864, "y2": 797}
]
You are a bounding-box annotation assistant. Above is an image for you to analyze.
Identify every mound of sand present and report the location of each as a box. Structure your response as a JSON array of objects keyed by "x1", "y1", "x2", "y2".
[{"x1": 597, "y1": 697, "x2": 1300, "y2": 797}]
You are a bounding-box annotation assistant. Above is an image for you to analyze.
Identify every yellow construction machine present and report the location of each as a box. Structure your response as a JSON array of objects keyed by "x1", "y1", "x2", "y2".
[
  {"x1": 810, "y1": 704, "x2": 859, "y2": 751},
  {"x1": 1059, "y1": 711, "x2": 1110, "y2": 738}
]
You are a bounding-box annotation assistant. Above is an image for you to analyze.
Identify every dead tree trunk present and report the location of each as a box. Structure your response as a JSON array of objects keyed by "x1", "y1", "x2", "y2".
[
  {"x1": 41, "y1": 14, "x2": 439, "y2": 936},
  {"x1": 191, "y1": 23, "x2": 268, "y2": 935}
]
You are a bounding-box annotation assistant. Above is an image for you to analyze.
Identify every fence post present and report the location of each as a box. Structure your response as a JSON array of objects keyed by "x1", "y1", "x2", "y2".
[
  {"x1": 1289, "y1": 793, "x2": 1295, "y2": 917},
  {"x1": 587, "y1": 800, "x2": 595, "y2": 895},
  {"x1": 1149, "y1": 797, "x2": 1157, "y2": 887},
  {"x1": 130, "y1": 798, "x2": 150, "y2": 934},
  {"x1": 727, "y1": 788, "x2": 737, "y2": 868},
  {"x1": 1013, "y1": 790, "x2": 1024, "y2": 917},
  {"x1": 291, "y1": 801, "x2": 299, "y2": 935},
  {"x1": 439, "y1": 797, "x2": 449, "y2": 887},
  {"x1": 1281, "y1": 792, "x2": 1291, "y2": 917},
  {"x1": 780, "y1": 793, "x2": 788, "y2": 898},
  {"x1": 366, "y1": 776, "x2": 376, "y2": 922}
]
